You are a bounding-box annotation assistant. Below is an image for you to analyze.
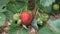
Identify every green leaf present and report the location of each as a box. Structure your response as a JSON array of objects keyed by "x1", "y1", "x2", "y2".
[
  {"x1": 9, "y1": 26, "x2": 29, "y2": 34},
  {"x1": 0, "y1": 13, "x2": 6, "y2": 27},
  {"x1": 47, "y1": 18, "x2": 60, "y2": 34},
  {"x1": 0, "y1": 6, "x2": 7, "y2": 12},
  {"x1": 0, "y1": 0, "x2": 10, "y2": 12},
  {"x1": 16, "y1": 0, "x2": 28, "y2": 2},
  {"x1": 37, "y1": 0, "x2": 55, "y2": 13},
  {"x1": 39, "y1": 26, "x2": 54, "y2": 34},
  {"x1": 9, "y1": 30, "x2": 17, "y2": 34},
  {"x1": 39, "y1": 18, "x2": 60, "y2": 34},
  {"x1": 9, "y1": 23, "x2": 20, "y2": 34},
  {"x1": 0, "y1": 0, "x2": 10, "y2": 6},
  {"x1": 20, "y1": 28, "x2": 29, "y2": 34},
  {"x1": 7, "y1": 1, "x2": 26, "y2": 13},
  {"x1": 4, "y1": 11, "x2": 14, "y2": 20}
]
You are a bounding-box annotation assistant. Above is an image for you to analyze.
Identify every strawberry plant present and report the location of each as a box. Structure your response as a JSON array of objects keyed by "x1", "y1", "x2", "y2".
[{"x1": 0, "y1": 0, "x2": 60, "y2": 34}]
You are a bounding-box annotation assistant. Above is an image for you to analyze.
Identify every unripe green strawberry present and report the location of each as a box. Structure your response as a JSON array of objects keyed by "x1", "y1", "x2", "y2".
[
  {"x1": 17, "y1": 19, "x2": 21, "y2": 25},
  {"x1": 53, "y1": 4, "x2": 59, "y2": 10},
  {"x1": 21, "y1": 12, "x2": 34, "y2": 26},
  {"x1": 40, "y1": 13, "x2": 49, "y2": 21},
  {"x1": 13, "y1": 13, "x2": 20, "y2": 20},
  {"x1": 37, "y1": 18, "x2": 43, "y2": 25},
  {"x1": 42, "y1": 13, "x2": 49, "y2": 21}
]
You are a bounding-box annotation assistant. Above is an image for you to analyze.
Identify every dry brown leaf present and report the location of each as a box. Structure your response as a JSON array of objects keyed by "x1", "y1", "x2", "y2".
[{"x1": 28, "y1": 26, "x2": 38, "y2": 34}]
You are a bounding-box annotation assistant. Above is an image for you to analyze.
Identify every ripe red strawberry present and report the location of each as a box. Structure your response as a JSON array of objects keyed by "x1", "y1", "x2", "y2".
[{"x1": 21, "y1": 12, "x2": 34, "y2": 26}]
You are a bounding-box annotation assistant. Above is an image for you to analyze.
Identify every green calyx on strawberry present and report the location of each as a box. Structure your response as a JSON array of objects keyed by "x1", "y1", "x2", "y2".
[{"x1": 21, "y1": 12, "x2": 34, "y2": 26}]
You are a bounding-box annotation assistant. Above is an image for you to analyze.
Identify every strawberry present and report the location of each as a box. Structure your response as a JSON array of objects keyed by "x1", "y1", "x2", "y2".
[{"x1": 21, "y1": 12, "x2": 34, "y2": 26}]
